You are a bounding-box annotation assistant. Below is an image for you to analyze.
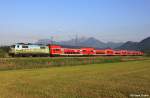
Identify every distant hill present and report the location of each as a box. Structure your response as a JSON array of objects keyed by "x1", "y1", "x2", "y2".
[
  {"x1": 117, "y1": 37, "x2": 150, "y2": 52},
  {"x1": 36, "y1": 37, "x2": 124, "y2": 49},
  {"x1": 138, "y1": 37, "x2": 150, "y2": 51},
  {"x1": 117, "y1": 41, "x2": 139, "y2": 50},
  {"x1": 69, "y1": 37, "x2": 107, "y2": 48}
]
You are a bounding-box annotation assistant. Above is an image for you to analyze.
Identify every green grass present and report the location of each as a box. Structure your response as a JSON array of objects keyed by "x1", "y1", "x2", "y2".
[
  {"x1": 0, "y1": 56, "x2": 148, "y2": 70},
  {"x1": 0, "y1": 60, "x2": 150, "y2": 98}
]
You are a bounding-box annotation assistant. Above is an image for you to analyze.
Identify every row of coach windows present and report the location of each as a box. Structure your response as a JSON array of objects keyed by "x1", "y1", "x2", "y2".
[
  {"x1": 64, "y1": 52, "x2": 80, "y2": 54},
  {"x1": 82, "y1": 50, "x2": 93, "y2": 52},
  {"x1": 21, "y1": 46, "x2": 46, "y2": 49},
  {"x1": 96, "y1": 52, "x2": 105, "y2": 54}
]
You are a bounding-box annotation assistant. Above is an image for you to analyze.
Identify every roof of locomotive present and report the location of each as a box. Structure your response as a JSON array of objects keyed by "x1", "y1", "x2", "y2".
[{"x1": 16, "y1": 43, "x2": 46, "y2": 46}]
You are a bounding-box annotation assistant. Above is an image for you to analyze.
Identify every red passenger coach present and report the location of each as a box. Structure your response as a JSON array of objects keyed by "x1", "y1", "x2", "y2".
[
  {"x1": 49, "y1": 45, "x2": 62, "y2": 56},
  {"x1": 120, "y1": 50, "x2": 128, "y2": 56},
  {"x1": 105, "y1": 49, "x2": 114, "y2": 55},
  {"x1": 132, "y1": 51, "x2": 138, "y2": 56},
  {"x1": 127, "y1": 51, "x2": 133, "y2": 55},
  {"x1": 48, "y1": 44, "x2": 144, "y2": 57},
  {"x1": 95, "y1": 50, "x2": 106, "y2": 55},
  {"x1": 81, "y1": 48, "x2": 95, "y2": 55},
  {"x1": 140, "y1": 51, "x2": 144, "y2": 55},
  {"x1": 135, "y1": 51, "x2": 142, "y2": 56}
]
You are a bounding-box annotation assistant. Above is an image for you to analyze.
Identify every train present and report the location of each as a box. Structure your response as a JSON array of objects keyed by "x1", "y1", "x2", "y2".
[{"x1": 9, "y1": 43, "x2": 144, "y2": 57}]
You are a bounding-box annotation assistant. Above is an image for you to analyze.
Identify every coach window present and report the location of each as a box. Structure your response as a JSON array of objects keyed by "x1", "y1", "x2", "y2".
[
  {"x1": 54, "y1": 49, "x2": 57, "y2": 51},
  {"x1": 83, "y1": 50, "x2": 86, "y2": 52},
  {"x1": 56, "y1": 49, "x2": 59, "y2": 51}
]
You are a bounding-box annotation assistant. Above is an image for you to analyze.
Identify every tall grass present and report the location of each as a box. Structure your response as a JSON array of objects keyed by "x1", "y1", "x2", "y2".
[{"x1": 0, "y1": 56, "x2": 148, "y2": 70}]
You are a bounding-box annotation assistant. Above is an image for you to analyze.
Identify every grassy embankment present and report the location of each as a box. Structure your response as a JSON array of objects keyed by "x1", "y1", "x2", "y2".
[
  {"x1": 0, "y1": 60, "x2": 149, "y2": 98},
  {"x1": 0, "y1": 56, "x2": 148, "y2": 70}
]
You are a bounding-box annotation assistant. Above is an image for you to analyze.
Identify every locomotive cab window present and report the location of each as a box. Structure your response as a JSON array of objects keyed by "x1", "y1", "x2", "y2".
[
  {"x1": 40, "y1": 47, "x2": 45, "y2": 49},
  {"x1": 17, "y1": 45, "x2": 19, "y2": 48},
  {"x1": 22, "y1": 45, "x2": 28, "y2": 48}
]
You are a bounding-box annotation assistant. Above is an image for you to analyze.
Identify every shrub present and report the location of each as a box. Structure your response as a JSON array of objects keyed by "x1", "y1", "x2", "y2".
[{"x1": 0, "y1": 49, "x2": 8, "y2": 57}]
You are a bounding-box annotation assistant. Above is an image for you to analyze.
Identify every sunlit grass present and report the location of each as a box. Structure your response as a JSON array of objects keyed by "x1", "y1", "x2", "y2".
[{"x1": 0, "y1": 60, "x2": 150, "y2": 98}]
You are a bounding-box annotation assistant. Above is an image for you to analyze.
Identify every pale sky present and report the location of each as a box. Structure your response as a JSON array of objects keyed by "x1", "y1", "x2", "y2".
[{"x1": 0, "y1": 0, "x2": 150, "y2": 45}]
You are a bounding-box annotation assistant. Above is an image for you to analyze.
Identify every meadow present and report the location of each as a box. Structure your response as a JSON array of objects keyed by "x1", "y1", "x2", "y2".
[
  {"x1": 0, "y1": 59, "x2": 150, "y2": 98},
  {"x1": 0, "y1": 56, "x2": 148, "y2": 70}
]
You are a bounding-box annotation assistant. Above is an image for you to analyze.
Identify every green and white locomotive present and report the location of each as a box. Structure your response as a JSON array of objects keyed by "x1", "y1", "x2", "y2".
[{"x1": 9, "y1": 43, "x2": 50, "y2": 57}]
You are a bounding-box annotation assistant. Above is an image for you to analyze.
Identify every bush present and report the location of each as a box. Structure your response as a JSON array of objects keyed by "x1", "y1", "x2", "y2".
[
  {"x1": 0, "y1": 46, "x2": 10, "y2": 52},
  {"x1": 0, "y1": 49, "x2": 8, "y2": 57},
  {"x1": 0, "y1": 46, "x2": 10, "y2": 58},
  {"x1": 145, "y1": 53, "x2": 150, "y2": 56}
]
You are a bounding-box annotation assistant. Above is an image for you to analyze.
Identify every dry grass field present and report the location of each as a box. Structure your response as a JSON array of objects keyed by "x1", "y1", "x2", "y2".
[{"x1": 0, "y1": 59, "x2": 150, "y2": 98}]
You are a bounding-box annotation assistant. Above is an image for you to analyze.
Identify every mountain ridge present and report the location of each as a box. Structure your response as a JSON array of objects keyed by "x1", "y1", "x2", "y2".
[
  {"x1": 117, "y1": 37, "x2": 150, "y2": 52},
  {"x1": 36, "y1": 37, "x2": 124, "y2": 49},
  {"x1": 36, "y1": 36, "x2": 150, "y2": 53}
]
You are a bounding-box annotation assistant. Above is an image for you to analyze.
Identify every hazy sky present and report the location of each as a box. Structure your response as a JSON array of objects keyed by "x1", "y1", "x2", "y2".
[{"x1": 0, "y1": 0, "x2": 150, "y2": 45}]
